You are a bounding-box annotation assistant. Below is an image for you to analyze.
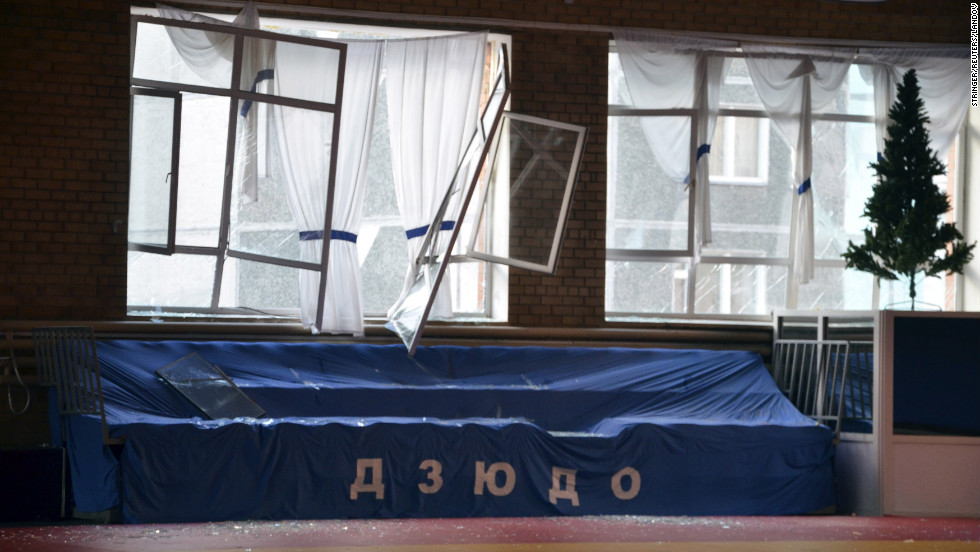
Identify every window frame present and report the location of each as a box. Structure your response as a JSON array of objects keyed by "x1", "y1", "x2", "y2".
[
  {"x1": 605, "y1": 46, "x2": 944, "y2": 321},
  {"x1": 128, "y1": 14, "x2": 347, "y2": 320},
  {"x1": 605, "y1": 107, "x2": 698, "y2": 259},
  {"x1": 128, "y1": 87, "x2": 181, "y2": 255},
  {"x1": 709, "y1": 112, "x2": 770, "y2": 187},
  {"x1": 127, "y1": 10, "x2": 515, "y2": 324},
  {"x1": 461, "y1": 111, "x2": 589, "y2": 274}
]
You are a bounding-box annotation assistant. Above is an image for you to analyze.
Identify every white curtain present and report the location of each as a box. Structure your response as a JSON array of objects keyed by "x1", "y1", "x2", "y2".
[
  {"x1": 384, "y1": 31, "x2": 488, "y2": 319},
  {"x1": 156, "y1": 3, "x2": 254, "y2": 82},
  {"x1": 274, "y1": 40, "x2": 383, "y2": 335},
  {"x1": 157, "y1": 2, "x2": 272, "y2": 203},
  {"x1": 744, "y1": 45, "x2": 853, "y2": 284},
  {"x1": 858, "y1": 47, "x2": 969, "y2": 161},
  {"x1": 613, "y1": 31, "x2": 733, "y2": 245},
  {"x1": 693, "y1": 53, "x2": 730, "y2": 246}
]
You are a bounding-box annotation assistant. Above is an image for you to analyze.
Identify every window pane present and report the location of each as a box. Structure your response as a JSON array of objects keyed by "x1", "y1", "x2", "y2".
[
  {"x1": 229, "y1": 102, "x2": 335, "y2": 265},
  {"x1": 731, "y1": 118, "x2": 762, "y2": 178},
  {"x1": 133, "y1": 21, "x2": 233, "y2": 88},
  {"x1": 880, "y1": 276, "x2": 949, "y2": 311},
  {"x1": 128, "y1": 251, "x2": 215, "y2": 308},
  {"x1": 129, "y1": 93, "x2": 176, "y2": 249},
  {"x1": 709, "y1": 116, "x2": 769, "y2": 184},
  {"x1": 450, "y1": 260, "x2": 485, "y2": 314},
  {"x1": 606, "y1": 260, "x2": 689, "y2": 314},
  {"x1": 608, "y1": 52, "x2": 632, "y2": 105},
  {"x1": 361, "y1": 81, "x2": 398, "y2": 218},
  {"x1": 357, "y1": 76, "x2": 405, "y2": 317},
  {"x1": 607, "y1": 116, "x2": 691, "y2": 251},
  {"x1": 811, "y1": 120, "x2": 877, "y2": 259},
  {"x1": 798, "y1": 266, "x2": 874, "y2": 311},
  {"x1": 708, "y1": 119, "x2": 794, "y2": 257},
  {"x1": 719, "y1": 58, "x2": 764, "y2": 109},
  {"x1": 217, "y1": 257, "x2": 299, "y2": 310},
  {"x1": 470, "y1": 114, "x2": 586, "y2": 272},
  {"x1": 249, "y1": 37, "x2": 340, "y2": 105},
  {"x1": 359, "y1": 224, "x2": 409, "y2": 315},
  {"x1": 694, "y1": 263, "x2": 787, "y2": 315},
  {"x1": 176, "y1": 92, "x2": 228, "y2": 248},
  {"x1": 938, "y1": 139, "x2": 960, "y2": 311},
  {"x1": 507, "y1": 120, "x2": 570, "y2": 266},
  {"x1": 821, "y1": 64, "x2": 875, "y2": 117}
]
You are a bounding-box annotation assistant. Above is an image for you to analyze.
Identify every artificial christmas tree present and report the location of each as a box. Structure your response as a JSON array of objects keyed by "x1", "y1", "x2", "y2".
[{"x1": 842, "y1": 69, "x2": 975, "y2": 310}]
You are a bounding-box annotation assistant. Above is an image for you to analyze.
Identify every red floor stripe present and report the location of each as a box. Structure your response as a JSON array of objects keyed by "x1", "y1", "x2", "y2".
[{"x1": 1, "y1": 516, "x2": 978, "y2": 551}]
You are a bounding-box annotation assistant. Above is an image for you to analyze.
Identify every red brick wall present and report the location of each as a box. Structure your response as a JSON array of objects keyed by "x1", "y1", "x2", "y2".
[
  {"x1": 0, "y1": 0, "x2": 967, "y2": 326},
  {"x1": 509, "y1": 29, "x2": 607, "y2": 327},
  {"x1": 1, "y1": 1, "x2": 130, "y2": 321}
]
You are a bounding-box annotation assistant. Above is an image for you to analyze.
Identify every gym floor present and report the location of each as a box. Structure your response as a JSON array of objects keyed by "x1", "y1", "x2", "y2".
[{"x1": 2, "y1": 515, "x2": 979, "y2": 552}]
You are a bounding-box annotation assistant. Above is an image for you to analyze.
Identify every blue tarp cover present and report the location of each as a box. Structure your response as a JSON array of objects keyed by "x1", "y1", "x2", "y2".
[{"x1": 70, "y1": 341, "x2": 835, "y2": 522}]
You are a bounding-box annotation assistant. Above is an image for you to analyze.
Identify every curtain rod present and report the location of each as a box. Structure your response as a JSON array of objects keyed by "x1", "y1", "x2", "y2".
[{"x1": 150, "y1": 0, "x2": 966, "y2": 51}]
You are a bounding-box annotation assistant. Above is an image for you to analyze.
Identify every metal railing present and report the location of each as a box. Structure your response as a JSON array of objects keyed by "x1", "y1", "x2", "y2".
[
  {"x1": 32, "y1": 326, "x2": 120, "y2": 445},
  {"x1": 772, "y1": 339, "x2": 873, "y2": 442}
]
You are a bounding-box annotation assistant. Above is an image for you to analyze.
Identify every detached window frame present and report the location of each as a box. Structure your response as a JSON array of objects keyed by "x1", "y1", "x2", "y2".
[
  {"x1": 463, "y1": 111, "x2": 589, "y2": 274},
  {"x1": 386, "y1": 42, "x2": 589, "y2": 354},
  {"x1": 128, "y1": 14, "x2": 347, "y2": 320}
]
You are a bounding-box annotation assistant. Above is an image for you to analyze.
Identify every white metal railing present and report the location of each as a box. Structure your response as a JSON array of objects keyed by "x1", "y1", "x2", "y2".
[{"x1": 772, "y1": 338, "x2": 873, "y2": 442}]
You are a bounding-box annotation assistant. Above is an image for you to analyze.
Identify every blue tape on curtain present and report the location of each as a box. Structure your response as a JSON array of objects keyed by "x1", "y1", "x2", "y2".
[
  {"x1": 240, "y1": 69, "x2": 275, "y2": 117},
  {"x1": 405, "y1": 220, "x2": 455, "y2": 239},
  {"x1": 299, "y1": 230, "x2": 357, "y2": 243},
  {"x1": 797, "y1": 178, "x2": 811, "y2": 195},
  {"x1": 696, "y1": 143, "x2": 711, "y2": 161}
]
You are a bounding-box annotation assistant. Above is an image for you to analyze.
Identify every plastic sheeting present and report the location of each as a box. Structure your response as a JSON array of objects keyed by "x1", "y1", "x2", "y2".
[{"x1": 69, "y1": 341, "x2": 835, "y2": 522}]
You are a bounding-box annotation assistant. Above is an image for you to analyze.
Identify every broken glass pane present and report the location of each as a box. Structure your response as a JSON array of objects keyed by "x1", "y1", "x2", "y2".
[{"x1": 156, "y1": 352, "x2": 266, "y2": 419}]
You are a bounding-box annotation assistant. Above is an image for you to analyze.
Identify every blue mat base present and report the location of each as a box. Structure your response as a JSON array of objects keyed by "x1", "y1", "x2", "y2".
[{"x1": 66, "y1": 342, "x2": 837, "y2": 523}]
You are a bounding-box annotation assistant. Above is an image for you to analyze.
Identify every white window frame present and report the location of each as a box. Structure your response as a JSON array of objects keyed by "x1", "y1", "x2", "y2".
[
  {"x1": 709, "y1": 113, "x2": 770, "y2": 187},
  {"x1": 605, "y1": 47, "x2": 956, "y2": 321}
]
